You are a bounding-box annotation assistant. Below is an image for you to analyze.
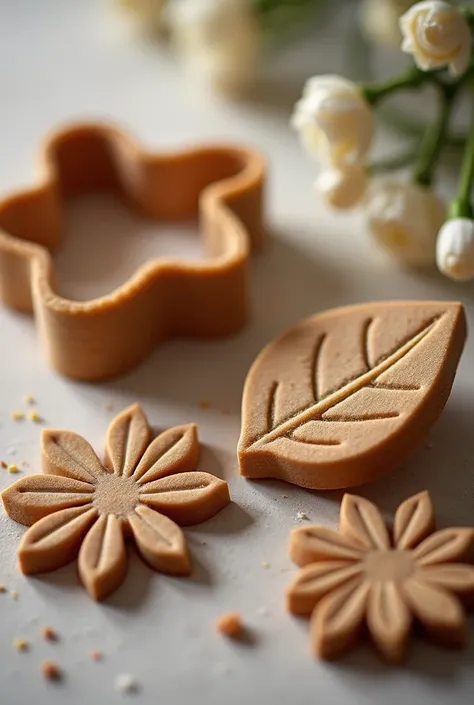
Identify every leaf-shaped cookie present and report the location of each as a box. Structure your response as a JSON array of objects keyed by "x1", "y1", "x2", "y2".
[{"x1": 238, "y1": 302, "x2": 466, "y2": 489}]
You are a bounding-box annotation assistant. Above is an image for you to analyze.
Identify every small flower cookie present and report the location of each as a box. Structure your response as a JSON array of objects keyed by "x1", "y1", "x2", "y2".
[
  {"x1": 2, "y1": 404, "x2": 230, "y2": 601},
  {"x1": 286, "y1": 491, "x2": 474, "y2": 663}
]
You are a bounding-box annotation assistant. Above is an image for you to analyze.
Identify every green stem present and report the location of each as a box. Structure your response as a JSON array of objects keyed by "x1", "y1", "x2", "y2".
[
  {"x1": 413, "y1": 86, "x2": 455, "y2": 187},
  {"x1": 361, "y1": 66, "x2": 428, "y2": 106},
  {"x1": 449, "y1": 97, "x2": 474, "y2": 219}
]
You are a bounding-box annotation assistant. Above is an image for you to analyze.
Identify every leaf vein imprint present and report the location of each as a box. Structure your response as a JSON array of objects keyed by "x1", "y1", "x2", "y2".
[
  {"x1": 267, "y1": 381, "x2": 279, "y2": 432},
  {"x1": 250, "y1": 315, "x2": 441, "y2": 449},
  {"x1": 312, "y1": 334, "x2": 327, "y2": 403},
  {"x1": 362, "y1": 318, "x2": 374, "y2": 370}
]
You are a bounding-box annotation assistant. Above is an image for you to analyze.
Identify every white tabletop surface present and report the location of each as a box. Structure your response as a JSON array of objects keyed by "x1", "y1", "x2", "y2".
[{"x1": 1, "y1": 1, "x2": 474, "y2": 704}]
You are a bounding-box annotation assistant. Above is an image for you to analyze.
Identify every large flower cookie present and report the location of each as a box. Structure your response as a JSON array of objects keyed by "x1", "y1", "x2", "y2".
[
  {"x1": 2, "y1": 404, "x2": 230, "y2": 601},
  {"x1": 286, "y1": 491, "x2": 474, "y2": 663}
]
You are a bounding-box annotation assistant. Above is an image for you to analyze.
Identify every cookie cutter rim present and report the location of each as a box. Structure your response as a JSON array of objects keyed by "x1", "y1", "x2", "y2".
[{"x1": 0, "y1": 121, "x2": 266, "y2": 380}]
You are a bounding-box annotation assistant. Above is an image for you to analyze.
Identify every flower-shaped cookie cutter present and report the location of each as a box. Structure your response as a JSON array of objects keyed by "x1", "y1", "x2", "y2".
[{"x1": 0, "y1": 122, "x2": 266, "y2": 380}]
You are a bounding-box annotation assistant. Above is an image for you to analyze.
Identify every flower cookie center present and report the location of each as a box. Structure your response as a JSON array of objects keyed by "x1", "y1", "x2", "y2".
[
  {"x1": 93, "y1": 474, "x2": 140, "y2": 518},
  {"x1": 362, "y1": 549, "x2": 415, "y2": 582}
]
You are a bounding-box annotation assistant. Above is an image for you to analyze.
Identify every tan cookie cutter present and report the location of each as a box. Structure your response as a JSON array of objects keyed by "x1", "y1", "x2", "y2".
[{"x1": 0, "y1": 122, "x2": 266, "y2": 380}]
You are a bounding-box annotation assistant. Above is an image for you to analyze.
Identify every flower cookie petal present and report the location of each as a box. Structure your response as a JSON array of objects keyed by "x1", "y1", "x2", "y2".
[
  {"x1": 140, "y1": 472, "x2": 230, "y2": 526},
  {"x1": 129, "y1": 505, "x2": 191, "y2": 576},
  {"x1": 289, "y1": 526, "x2": 364, "y2": 567},
  {"x1": 367, "y1": 581, "x2": 412, "y2": 664},
  {"x1": 403, "y1": 578, "x2": 467, "y2": 646},
  {"x1": 133, "y1": 424, "x2": 200, "y2": 484},
  {"x1": 42, "y1": 430, "x2": 105, "y2": 482},
  {"x1": 2, "y1": 474, "x2": 94, "y2": 526},
  {"x1": 393, "y1": 490, "x2": 435, "y2": 550},
  {"x1": 105, "y1": 404, "x2": 150, "y2": 477},
  {"x1": 417, "y1": 564, "x2": 474, "y2": 598},
  {"x1": 310, "y1": 578, "x2": 370, "y2": 659},
  {"x1": 414, "y1": 528, "x2": 474, "y2": 565},
  {"x1": 286, "y1": 561, "x2": 363, "y2": 616},
  {"x1": 19, "y1": 506, "x2": 97, "y2": 574},
  {"x1": 340, "y1": 494, "x2": 390, "y2": 550},
  {"x1": 78, "y1": 515, "x2": 128, "y2": 601}
]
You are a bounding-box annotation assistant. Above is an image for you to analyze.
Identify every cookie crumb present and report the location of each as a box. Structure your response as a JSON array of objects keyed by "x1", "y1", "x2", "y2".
[
  {"x1": 14, "y1": 638, "x2": 28, "y2": 652},
  {"x1": 1, "y1": 460, "x2": 7, "y2": 469},
  {"x1": 0, "y1": 584, "x2": 6, "y2": 593},
  {"x1": 24, "y1": 395, "x2": 35, "y2": 405},
  {"x1": 11, "y1": 411, "x2": 25, "y2": 421},
  {"x1": 29, "y1": 410, "x2": 42, "y2": 423},
  {"x1": 262, "y1": 561, "x2": 271, "y2": 568},
  {"x1": 41, "y1": 660, "x2": 61, "y2": 681},
  {"x1": 8, "y1": 464, "x2": 19, "y2": 474},
  {"x1": 115, "y1": 673, "x2": 139, "y2": 693},
  {"x1": 281, "y1": 494, "x2": 288, "y2": 499},
  {"x1": 89, "y1": 648, "x2": 103, "y2": 661},
  {"x1": 42, "y1": 626, "x2": 57, "y2": 642},
  {"x1": 10, "y1": 590, "x2": 19, "y2": 600},
  {"x1": 296, "y1": 511, "x2": 309, "y2": 521},
  {"x1": 199, "y1": 399, "x2": 210, "y2": 409},
  {"x1": 216, "y1": 611, "x2": 243, "y2": 639}
]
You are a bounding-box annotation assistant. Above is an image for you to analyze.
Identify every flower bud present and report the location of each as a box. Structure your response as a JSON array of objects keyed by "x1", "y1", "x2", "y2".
[{"x1": 436, "y1": 218, "x2": 474, "y2": 281}]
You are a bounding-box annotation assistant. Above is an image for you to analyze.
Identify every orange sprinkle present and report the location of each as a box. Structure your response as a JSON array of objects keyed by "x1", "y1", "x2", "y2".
[
  {"x1": 41, "y1": 660, "x2": 61, "y2": 681},
  {"x1": 199, "y1": 399, "x2": 210, "y2": 409},
  {"x1": 1, "y1": 460, "x2": 7, "y2": 469},
  {"x1": 42, "y1": 626, "x2": 57, "y2": 642},
  {"x1": 89, "y1": 649, "x2": 103, "y2": 661},
  {"x1": 215, "y1": 611, "x2": 243, "y2": 639}
]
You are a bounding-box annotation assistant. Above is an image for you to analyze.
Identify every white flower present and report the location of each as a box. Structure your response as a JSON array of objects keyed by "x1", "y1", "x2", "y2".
[
  {"x1": 291, "y1": 76, "x2": 374, "y2": 168},
  {"x1": 400, "y1": 1, "x2": 472, "y2": 76},
  {"x1": 359, "y1": 0, "x2": 414, "y2": 47},
  {"x1": 436, "y1": 218, "x2": 474, "y2": 281},
  {"x1": 316, "y1": 164, "x2": 368, "y2": 210},
  {"x1": 364, "y1": 179, "x2": 446, "y2": 265},
  {"x1": 117, "y1": 0, "x2": 166, "y2": 35},
  {"x1": 166, "y1": 0, "x2": 259, "y2": 94}
]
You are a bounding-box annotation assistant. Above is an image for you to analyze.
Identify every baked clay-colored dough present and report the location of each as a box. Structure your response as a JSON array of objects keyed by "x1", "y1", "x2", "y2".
[
  {"x1": 286, "y1": 491, "x2": 474, "y2": 663},
  {"x1": 1, "y1": 404, "x2": 230, "y2": 601},
  {"x1": 0, "y1": 122, "x2": 266, "y2": 381},
  {"x1": 238, "y1": 301, "x2": 466, "y2": 490}
]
